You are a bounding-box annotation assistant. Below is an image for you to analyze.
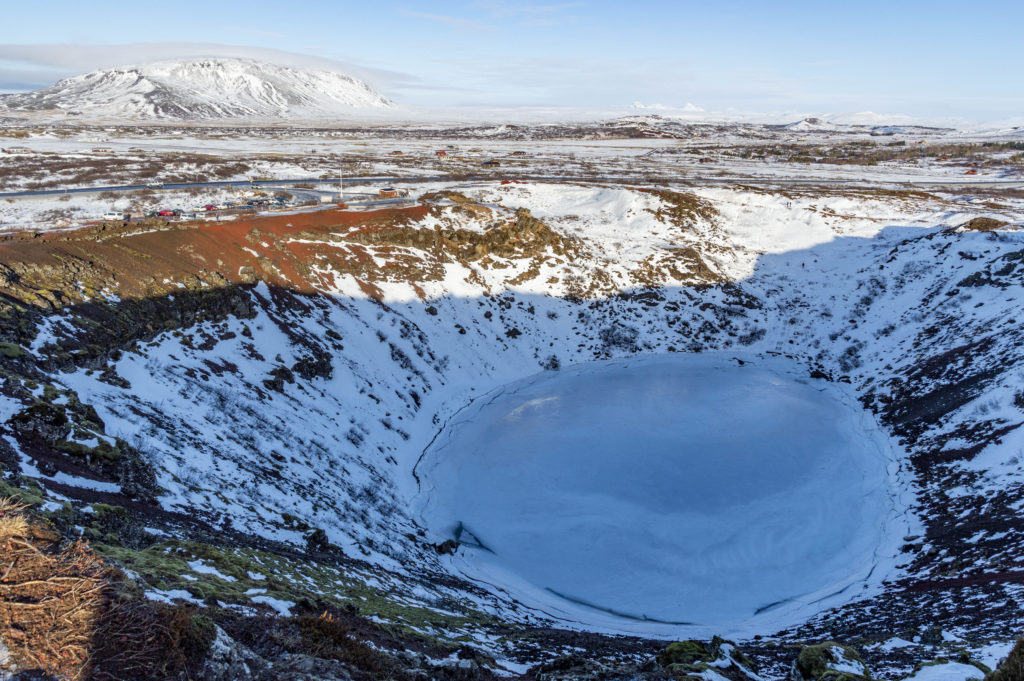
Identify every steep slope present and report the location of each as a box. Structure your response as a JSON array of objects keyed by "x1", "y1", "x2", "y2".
[
  {"x1": 1, "y1": 184, "x2": 1023, "y2": 679},
  {"x1": 0, "y1": 58, "x2": 393, "y2": 120}
]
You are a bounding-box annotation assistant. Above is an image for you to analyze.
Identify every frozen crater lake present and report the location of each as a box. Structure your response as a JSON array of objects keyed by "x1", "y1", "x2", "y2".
[{"x1": 415, "y1": 355, "x2": 910, "y2": 633}]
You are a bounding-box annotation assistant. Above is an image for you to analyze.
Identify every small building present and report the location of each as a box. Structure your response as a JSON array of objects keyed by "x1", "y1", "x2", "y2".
[
  {"x1": 511, "y1": 150, "x2": 527, "y2": 156},
  {"x1": 965, "y1": 168, "x2": 979, "y2": 175},
  {"x1": 92, "y1": 147, "x2": 115, "y2": 154},
  {"x1": 389, "y1": 150, "x2": 404, "y2": 155},
  {"x1": 699, "y1": 157, "x2": 714, "y2": 164},
  {"x1": 435, "y1": 150, "x2": 447, "y2": 156},
  {"x1": 482, "y1": 160, "x2": 500, "y2": 167},
  {"x1": 2, "y1": 146, "x2": 31, "y2": 154},
  {"x1": 378, "y1": 187, "x2": 409, "y2": 199}
]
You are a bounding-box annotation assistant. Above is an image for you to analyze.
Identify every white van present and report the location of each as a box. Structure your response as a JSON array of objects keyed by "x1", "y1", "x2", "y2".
[{"x1": 102, "y1": 211, "x2": 128, "y2": 221}]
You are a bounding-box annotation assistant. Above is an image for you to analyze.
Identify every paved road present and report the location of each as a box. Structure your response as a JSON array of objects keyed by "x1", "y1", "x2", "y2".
[
  {"x1": 2, "y1": 174, "x2": 1023, "y2": 199},
  {"x1": 0, "y1": 176, "x2": 423, "y2": 199}
]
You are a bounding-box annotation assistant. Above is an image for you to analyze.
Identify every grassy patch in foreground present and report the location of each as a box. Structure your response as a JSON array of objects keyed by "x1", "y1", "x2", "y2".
[{"x1": 93, "y1": 539, "x2": 498, "y2": 642}]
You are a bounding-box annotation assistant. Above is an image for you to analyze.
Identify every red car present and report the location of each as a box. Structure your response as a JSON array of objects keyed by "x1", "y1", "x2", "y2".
[
  {"x1": 157, "y1": 210, "x2": 177, "y2": 217},
  {"x1": 203, "y1": 205, "x2": 217, "y2": 211}
]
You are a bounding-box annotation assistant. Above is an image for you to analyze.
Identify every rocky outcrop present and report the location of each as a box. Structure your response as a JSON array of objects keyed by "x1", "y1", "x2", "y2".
[
  {"x1": 7, "y1": 389, "x2": 159, "y2": 502},
  {"x1": 345, "y1": 206, "x2": 579, "y2": 263},
  {"x1": 957, "y1": 217, "x2": 1009, "y2": 232},
  {"x1": 657, "y1": 637, "x2": 760, "y2": 681},
  {"x1": 789, "y1": 643, "x2": 869, "y2": 681},
  {"x1": 645, "y1": 189, "x2": 719, "y2": 231}
]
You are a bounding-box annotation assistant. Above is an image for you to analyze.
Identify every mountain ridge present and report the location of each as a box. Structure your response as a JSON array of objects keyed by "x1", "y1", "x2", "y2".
[{"x1": 0, "y1": 57, "x2": 393, "y2": 121}]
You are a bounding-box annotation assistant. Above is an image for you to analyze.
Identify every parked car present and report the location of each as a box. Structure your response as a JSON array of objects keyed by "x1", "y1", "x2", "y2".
[
  {"x1": 203, "y1": 205, "x2": 217, "y2": 211},
  {"x1": 146, "y1": 182, "x2": 164, "y2": 189},
  {"x1": 180, "y1": 211, "x2": 197, "y2": 220},
  {"x1": 101, "y1": 211, "x2": 128, "y2": 221},
  {"x1": 157, "y1": 210, "x2": 178, "y2": 217}
]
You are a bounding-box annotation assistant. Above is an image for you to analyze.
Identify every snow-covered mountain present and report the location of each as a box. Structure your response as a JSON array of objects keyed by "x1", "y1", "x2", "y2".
[
  {"x1": 783, "y1": 116, "x2": 841, "y2": 132},
  {"x1": 0, "y1": 58, "x2": 393, "y2": 121}
]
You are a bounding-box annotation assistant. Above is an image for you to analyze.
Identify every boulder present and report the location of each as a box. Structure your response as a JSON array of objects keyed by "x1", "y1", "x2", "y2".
[
  {"x1": 790, "y1": 642, "x2": 870, "y2": 681},
  {"x1": 658, "y1": 637, "x2": 760, "y2": 681},
  {"x1": 659, "y1": 640, "x2": 714, "y2": 667}
]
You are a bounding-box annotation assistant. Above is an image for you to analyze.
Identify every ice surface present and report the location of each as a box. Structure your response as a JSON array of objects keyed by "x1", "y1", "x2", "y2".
[{"x1": 416, "y1": 354, "x2": 905, "y2": 631}]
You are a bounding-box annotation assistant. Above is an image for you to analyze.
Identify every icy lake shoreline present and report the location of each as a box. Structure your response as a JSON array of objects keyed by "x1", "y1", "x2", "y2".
[{"x1": 414, "y1": 353, "x2": 917, "y2": 637}]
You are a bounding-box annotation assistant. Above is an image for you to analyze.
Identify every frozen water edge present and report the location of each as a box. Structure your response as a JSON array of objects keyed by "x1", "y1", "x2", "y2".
[{"x1": 414, "y1": 352, "x2": 918, "y2": 639}]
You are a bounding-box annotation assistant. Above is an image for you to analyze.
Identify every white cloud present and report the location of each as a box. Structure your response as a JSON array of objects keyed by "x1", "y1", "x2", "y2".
[
  {"x1": 472, "y1": 0, "x2": 584, "y2": 18},
  {"x1": 0, "y1": 42, "x2": 420, "y2": 94},
  {"x1": 632, "y1": 102, "x2": 705, "y2": 112},
  {"x1": 396, "y1": 9, "x2": 496, "y2": 31}
]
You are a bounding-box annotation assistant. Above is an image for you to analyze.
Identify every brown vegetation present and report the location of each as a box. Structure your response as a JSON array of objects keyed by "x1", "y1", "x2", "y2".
[
  {"x1": 729, "y1": 140, "x2": 1024, "y2": 167},
  {"x1": 0, "y1": 205, "x2": 430, "y2": 311},
  {"x1": 987, "y1": 640, "x2": 1024, "y2": 681},
  {"x1": 959, "y1": 217, "x2": 1010, "y2": 232},
  {"x1": 1, "y1": 497, "x2": 115, "y2": 679},
  {"x1": 295, "y1": 611, "x2": 390, "y2": 676},
  {"x1": 0, "y1": 498, "x2": 215, "y2": 680},
  {"x1": 0, "y1": 198, "x2": 586, "y2": 310},
  {"x1": 645, "y1": 189, "x2": 719, "y2": 229}
]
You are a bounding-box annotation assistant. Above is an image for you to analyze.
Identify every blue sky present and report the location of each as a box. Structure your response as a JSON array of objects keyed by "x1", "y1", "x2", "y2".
[{"x1": 1, "y1": 0, "x2": 1022, "y2": 119}]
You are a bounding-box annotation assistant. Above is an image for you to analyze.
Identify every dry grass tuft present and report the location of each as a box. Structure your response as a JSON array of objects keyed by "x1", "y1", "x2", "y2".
[
  {"x1": 960, "y1": 217, "x2": 1010, "y2": 232},
  {"x1": 1, "y1": 497, "x2": 216, "y2": 680},
  {"x1": 0, "y1": 498, "x2": 29, "y2": 541},
  {"x1": 295, "y1": 609, "x2": 390, "y2": 677},
  {"x1": 1, "y1": 496, "x2": 117, "y2": 680},
  {"x1": 87, "y1": 601, "x2": 215, "y2": 681}
]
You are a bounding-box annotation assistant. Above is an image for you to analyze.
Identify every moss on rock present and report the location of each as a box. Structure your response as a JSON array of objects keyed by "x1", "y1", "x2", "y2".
[
  {"x1": 657, "y1": 636, "x2": 757, "y2": 680},
  {"x1": 659, "y1": 640, "x2": 714, "y2": 667},
  {"x1": 791, "y1": 642, "x2": 870, "y2": 681},
  {"x1": 0, "y1": 341, "x2": 26, "y2": 358},
  {"x1": 0, "y1": 477, "x2": 47, "y2": 506}
]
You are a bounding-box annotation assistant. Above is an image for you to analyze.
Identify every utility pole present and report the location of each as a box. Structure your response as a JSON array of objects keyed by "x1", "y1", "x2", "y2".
[{"x1": 338, "y1": 160, "x2": 344, "y2": 202}]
